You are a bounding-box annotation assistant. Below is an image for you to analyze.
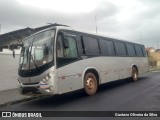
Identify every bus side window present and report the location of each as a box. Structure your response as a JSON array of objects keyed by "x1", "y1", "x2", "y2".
[
  {"x1": 126, "y1": 43, "x2": 136, "y2": 56},
  {"x1": 63, "y1": 37, "x2": 78, "y2": 58},
  {"x1": 57, "y1": 34, "x2": 78, "y2": 58},
  {"x1": 99, "y1": 39, "x2": 115, "y2": 56},
  {"x1": 114, "y1": 41, "x2": 127, "y2": 56},
  {"x1": 83, "y1": 36, "x2": 99, "y2": 55},
  {"x1": 135, "y1": 45, "x2": 143, "y2": 57}
]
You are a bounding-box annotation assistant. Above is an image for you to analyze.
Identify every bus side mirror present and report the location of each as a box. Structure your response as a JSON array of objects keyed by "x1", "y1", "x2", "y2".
[
  {"x1": 63, "y1": 37, "x2": 69, "y2": 48},
  {"x1": 59, "y1": 31, "x2": 69, "y2": 48}
]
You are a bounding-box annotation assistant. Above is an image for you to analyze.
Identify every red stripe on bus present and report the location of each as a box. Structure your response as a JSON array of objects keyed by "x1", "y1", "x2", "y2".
[{"x1": 61, "y1": 76, "x2": 65, "y2": 80}]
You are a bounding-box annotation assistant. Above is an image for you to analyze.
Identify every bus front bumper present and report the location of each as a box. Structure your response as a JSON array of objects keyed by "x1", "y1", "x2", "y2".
[{"x1": 18, "y1": 83, "x2": 54, "y2": 96}]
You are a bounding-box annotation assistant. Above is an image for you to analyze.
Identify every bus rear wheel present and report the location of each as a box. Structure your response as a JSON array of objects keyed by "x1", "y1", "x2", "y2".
[
  {"x1": 84, "y1": 72, "x2": 98, "y2": 96},
  {"x1": 132, "y1": 67, "x2": 138, "y2": 81}
]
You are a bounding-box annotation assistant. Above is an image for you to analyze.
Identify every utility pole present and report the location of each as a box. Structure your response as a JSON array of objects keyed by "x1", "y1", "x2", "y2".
[
  {"x1": 140, "y1": 32, "x2": 142, "y2": 44},
  {"x1": 157, "y1": 40, "x2": 159, "y2": 49},
  {"x1": 95, "y1": 16, "x2": 98, "y2": 34}
]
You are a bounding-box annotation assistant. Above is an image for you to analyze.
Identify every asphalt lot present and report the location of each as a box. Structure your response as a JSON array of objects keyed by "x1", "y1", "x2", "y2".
[{"x1": 0, "y1": 71, "x2": 160, "y2": 119}]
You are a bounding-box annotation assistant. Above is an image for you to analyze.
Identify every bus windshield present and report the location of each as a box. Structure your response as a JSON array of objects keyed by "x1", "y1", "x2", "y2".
[{"x1": 19, "y1": 29, "x2": 55, "y2": 70}]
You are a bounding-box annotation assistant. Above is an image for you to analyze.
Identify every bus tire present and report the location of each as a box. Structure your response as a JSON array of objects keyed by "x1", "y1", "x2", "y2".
[
  {"x1": 132, "y1": 67, "x2": 138, "y2": 81},
  {"x1": 84, "y1": 72, "x2": 98, "y2": 96}
]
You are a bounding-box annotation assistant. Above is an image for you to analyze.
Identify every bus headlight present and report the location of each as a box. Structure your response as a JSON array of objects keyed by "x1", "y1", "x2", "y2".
[{"x1": 42, "y1": 73, "x2": 51, "y2": 82}]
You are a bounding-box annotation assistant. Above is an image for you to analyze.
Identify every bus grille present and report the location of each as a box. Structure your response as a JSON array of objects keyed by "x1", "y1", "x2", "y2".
[{"x1": 22, "y1": 82, "x2": 39, "y2": 85}]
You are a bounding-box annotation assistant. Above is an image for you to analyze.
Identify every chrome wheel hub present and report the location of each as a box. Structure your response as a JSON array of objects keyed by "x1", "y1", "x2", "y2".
[
  {"x1": 86, "y1": 77, "x2": 95, "y2": 90},
  {"x1": 134, "y1": 73, "x2": 137, "y2": 79}
]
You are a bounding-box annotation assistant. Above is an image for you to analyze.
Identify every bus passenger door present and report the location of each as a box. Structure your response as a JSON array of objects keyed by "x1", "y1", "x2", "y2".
[{"x1": 56, "y1": 32, "x2": 82, "y2": 94}]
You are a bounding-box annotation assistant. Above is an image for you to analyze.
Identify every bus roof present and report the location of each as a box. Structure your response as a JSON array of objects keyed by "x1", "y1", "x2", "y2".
[{"x1": 55, "y1": 26, "x2": 144, "y2": 46}]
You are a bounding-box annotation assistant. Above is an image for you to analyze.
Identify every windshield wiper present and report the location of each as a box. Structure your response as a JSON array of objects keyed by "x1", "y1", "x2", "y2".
[
  {"x1": 20, "y1": 47, "x2": 28, "y2": 71},
  {"x1": 30, "y1": 55, "x2": 39, "y2": 70}
]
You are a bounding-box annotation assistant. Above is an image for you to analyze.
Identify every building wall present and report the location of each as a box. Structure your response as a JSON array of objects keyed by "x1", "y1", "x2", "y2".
[
  {"x1": 0, "y1": 54, "x2": 20, "y2": 90},
  {"x1": 157, "y1": 61, "x2": 160, "y2": 66},
  {"x1": 149, "y1": 52, "x2": 160, "y2": 61},
  {"x1": 148, "y1": 52, "x2": 160, "y2": 66}
]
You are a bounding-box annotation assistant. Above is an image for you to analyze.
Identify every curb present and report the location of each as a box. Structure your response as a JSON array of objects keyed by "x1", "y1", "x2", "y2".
[
  {"x1": 0, "y1": 97, "x2": 37, "y2": 108},
  {"x1": 149, "y1": 69, "x2": 160, "y2": 72}
]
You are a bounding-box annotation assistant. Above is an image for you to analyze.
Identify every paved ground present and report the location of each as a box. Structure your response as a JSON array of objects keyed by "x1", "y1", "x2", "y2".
[
  {"x1": 0, "y1": 71, "x2": 160, "y2": 120},
  {"x1": 0, "y1": 88, "x2": 31, "y2": 106}
]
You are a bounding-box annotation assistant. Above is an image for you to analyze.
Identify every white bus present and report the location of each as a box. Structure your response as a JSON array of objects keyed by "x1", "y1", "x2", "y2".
[{"x1": 17, "y1": 25, "x2": 149, "y2": 96}]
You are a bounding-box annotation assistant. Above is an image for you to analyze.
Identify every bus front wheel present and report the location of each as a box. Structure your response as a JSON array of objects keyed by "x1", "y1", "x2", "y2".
[
  {"x1": 84, "y1": 72, "x2": 98, "y2": 96},
  {"x1": 132, "y1": 67, "x2": 138, "y2": 81}
]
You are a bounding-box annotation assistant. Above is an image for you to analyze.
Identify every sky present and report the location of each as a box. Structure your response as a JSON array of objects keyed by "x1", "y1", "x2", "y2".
[{"x1": 0, "y1": 0, "x2": 160, "y2": 48}]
